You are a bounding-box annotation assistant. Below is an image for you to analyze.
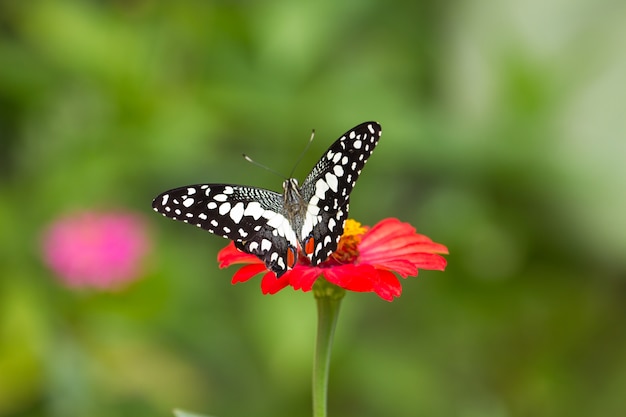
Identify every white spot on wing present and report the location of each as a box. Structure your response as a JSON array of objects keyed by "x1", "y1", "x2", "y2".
[
  {"x1": 244, "y1": 202, "x2": 264, "y2": 220},
  {"x1": 325, "y1": 173, "x2": 338, "y2": 192},
  {"x1": 307, "y1": 202, "x2": 320, "y2": 216},
  {"x1": 315, "y1": 179, "x2": 329, "y2": 198},
  {"x1": 301, "y1": 213, "x2": 316, "y2": 240},
  {"x1": 229, "y1": 202, "x2": 245, "y2": 223},
  {"x1": 266, "y1": 213, "x2": 287, "y2": 229},
  {"x1": 262, "y1": 209, "x2": 278, "y2": 220},
  {"x1": 183, "y1": 198, "x2": 194, "y2": 207},
  {"x1": 214, "y1": 194, "x2": 227, "y2": 202},
  {"x1": 218, "y1": 202, "x2": 231, "y2": 215}
]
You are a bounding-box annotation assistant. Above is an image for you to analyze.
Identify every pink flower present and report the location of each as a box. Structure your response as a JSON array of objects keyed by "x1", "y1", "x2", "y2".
[
  {"x1": 41, "y1": 211, "x2": 150, "y2": 289},
  {"x1": 218, "y1": 218, "x2": 448, "y2": 301}
]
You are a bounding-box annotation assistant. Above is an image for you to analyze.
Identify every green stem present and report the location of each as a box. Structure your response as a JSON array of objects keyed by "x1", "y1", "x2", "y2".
[{"x1": 312, "y1": 279, "x2": 345, "y2": 417}]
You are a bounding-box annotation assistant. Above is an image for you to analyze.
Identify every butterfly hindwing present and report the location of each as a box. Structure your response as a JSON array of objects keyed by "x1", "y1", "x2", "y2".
[
  {"x1": 302, "y1": 199, "x2": 350, "y2": 266},
  {"x1": 234, "y1": 221, "x2": 298, "y2": 277},
  {"x1": 299, "y1": 121, "x2": 381, "y2": 264}
]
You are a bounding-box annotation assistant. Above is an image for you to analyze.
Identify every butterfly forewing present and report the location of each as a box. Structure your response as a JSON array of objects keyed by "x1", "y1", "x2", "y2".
[
  {"x1": 153, "y1": 184, "x2": 280, "y2": 238},
  {"x1": 153, "y1": 184, "x2": 303, "y2": 276},
  {"x1": 298, "y1": 121, "x2": 382, "y2": 264},
  {"x1": 152, "y1": 121, "x2": 382, "y2": 278}
]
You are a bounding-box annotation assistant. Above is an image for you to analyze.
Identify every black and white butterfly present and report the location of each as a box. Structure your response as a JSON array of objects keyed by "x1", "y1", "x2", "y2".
[{"x1": 152, "y1": 121, "x2": 382, "y2": 277}]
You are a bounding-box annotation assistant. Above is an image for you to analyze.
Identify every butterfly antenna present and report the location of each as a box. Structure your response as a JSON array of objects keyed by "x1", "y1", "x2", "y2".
[
  {"x1": 288, "y1": 128, "x2": 316, "y2": 178},
  {"x1": 242, "y1": 154, "x2": 287, "y2": 180}
]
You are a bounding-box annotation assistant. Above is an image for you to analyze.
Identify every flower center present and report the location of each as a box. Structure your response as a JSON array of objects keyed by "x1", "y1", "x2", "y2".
[{"x1": 330, "y1": 219, "x2": 367, "y2": 264}]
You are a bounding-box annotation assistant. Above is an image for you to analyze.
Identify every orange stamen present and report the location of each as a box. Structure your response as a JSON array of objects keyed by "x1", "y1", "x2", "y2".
[{"x1": 331, "y1": 219, "x2": 367, "y2": 264}]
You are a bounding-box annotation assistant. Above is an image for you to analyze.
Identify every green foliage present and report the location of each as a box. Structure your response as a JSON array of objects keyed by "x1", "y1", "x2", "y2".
[{"x1": 1, "y1": 0, "x2": 625, "y2": 417}]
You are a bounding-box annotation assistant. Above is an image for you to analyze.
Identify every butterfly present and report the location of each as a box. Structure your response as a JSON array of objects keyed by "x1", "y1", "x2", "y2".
[{"x1": 152, "y1": 121, "x2": 382, "y2": 277}]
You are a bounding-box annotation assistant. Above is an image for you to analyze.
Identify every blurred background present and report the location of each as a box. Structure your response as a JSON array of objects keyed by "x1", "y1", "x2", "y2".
[{"x1": 1, "y1": 1, "x2": 625, "y2": 416}]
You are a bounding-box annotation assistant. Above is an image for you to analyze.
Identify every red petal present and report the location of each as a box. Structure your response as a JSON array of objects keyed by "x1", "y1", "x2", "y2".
[
  {"x1": 360, "y1": 222, "x2": 447, "y2": 260},
  {"x1": 368, "y1": 239, "x2": 449, "y2": 258},
  {"x1": 321, "y1": 265, "x2": 402, "y2": 301},
  {"x1": 373, "y1": 259, "x2": 419, "y2": 277},
  {"x1": 371, "y1": 269, "x2": 402, "y2": 301},
  {"x1": 217, "y1": 242, "x2": 262, "y2": 268},
  {"x1": 359, "y1": 218, "x2": 415, "y2": 247},
  {"x1": 261, "y1": 271, "x2": 290, "y2": 294},
  {"x1": 323, "y1": 264, "x2": 377, "y2": 292},
  {"x1": 288, "y1": 266, "x2": 323, "y2": 292},
  {"x1": 373, "y1": 253, "x2": 448, "y2": 277},
  {"x1": 231, "y1": 264, "x2": 267, "y2": 284},
  {"x1": 408, "y1": 253, "x2": 448, "y2": 272},
  {"x1": 358, "y1": 218, "x2": 448, "y2": 275}
]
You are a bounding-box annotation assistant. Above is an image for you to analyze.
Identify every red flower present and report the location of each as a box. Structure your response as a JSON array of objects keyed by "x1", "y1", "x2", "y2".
[{"x1": 217, "y1": 218, "x2": 448, "y2": 301}]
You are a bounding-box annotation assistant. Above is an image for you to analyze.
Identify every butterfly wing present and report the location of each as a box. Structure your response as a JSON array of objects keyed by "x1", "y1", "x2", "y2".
[
  {"x1": 152, "y1": 184, "x2": 298, "y2": 277},
  {"x1": 299, "y1": 121, "x2": 382, "y2": 264}
]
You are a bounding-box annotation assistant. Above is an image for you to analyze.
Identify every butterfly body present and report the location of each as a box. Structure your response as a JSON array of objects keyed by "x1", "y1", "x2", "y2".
[{"x1": 152, "y1": 121, "x2": 382, "y2": 277}]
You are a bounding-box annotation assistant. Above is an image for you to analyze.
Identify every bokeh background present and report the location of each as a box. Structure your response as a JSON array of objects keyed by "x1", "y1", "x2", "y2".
[{"x1": 1, "y1": 1, "x2": 625, "y2": 416}]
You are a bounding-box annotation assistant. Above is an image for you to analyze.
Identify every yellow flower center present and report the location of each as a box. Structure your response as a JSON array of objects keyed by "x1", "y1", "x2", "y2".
[{"x1": 330, "y1": 219, "x2": 367, "y2": 264}]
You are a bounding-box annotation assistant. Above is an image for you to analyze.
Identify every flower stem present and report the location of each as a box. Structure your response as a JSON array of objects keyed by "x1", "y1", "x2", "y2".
[{"x1": 312, "y1": 279, "x2": 345, "y2": 417}]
